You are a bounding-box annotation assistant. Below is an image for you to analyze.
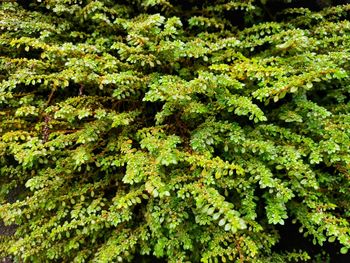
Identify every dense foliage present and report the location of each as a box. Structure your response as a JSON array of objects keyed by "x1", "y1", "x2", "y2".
[{"x1": 1, "y1": 0, "x2": 350, "y2": 262}]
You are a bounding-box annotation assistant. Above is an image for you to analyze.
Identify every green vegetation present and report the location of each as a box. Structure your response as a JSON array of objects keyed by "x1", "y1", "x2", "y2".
[{"x1": 0, "y1": 0, "x2": 349, "y2": 262}]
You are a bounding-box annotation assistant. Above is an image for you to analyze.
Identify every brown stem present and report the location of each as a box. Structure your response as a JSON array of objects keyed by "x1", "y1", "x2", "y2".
[{"x1": 46, "y1": 87, "x2": 56, "y2": 106}]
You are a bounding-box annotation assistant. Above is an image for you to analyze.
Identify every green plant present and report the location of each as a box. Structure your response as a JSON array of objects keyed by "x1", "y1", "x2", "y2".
[{"x1": 0, "y1": 0, "x2": 349, "y2": 262}]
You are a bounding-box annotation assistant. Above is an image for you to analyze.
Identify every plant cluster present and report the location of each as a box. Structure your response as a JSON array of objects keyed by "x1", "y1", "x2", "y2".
[{"x1": 0, "y1": 0, "x2": 349, "y2": 262}]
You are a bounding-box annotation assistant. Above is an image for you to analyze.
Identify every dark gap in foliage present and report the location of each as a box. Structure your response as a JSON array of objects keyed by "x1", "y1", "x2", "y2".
[
  {"x1": 262, "y1": 0, "x2": 346, "y2": 17},
  {"x1": 5, "y1": 184, "x2": 27, "y2": 204},
  {"x1": 274, "y1": 219, "x2": 350, "y2": 262},
  {"x1": 132, "y1": 254, "x2": 164, "y2": 263}
]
